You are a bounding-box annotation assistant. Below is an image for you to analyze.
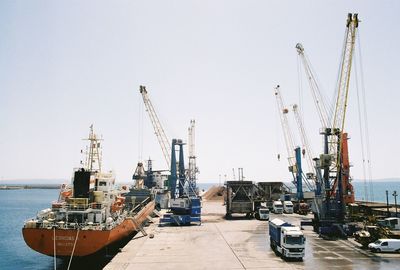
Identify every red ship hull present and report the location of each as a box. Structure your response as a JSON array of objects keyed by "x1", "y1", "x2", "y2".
[{"x1": 22, "y1": 201, "x2": 154, "y2": 257}]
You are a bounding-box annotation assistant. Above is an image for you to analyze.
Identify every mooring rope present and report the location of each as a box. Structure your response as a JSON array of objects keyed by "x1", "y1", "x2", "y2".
[
  {"x1": 67, "y1": 227, "x2": 80, "y2": 270},
  {"x1": 53, "y1": 227, "x2": 57, "y2": 270}
]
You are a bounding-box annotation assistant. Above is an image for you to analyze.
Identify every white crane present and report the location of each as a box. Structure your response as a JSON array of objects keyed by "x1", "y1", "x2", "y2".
[
  {"x1": 139, "y1": 86, "x2": 171, "y2": 168},
  {"x1": 296, "y1": 43, "x2": 330, "y2": 129},
  {"x1": 188, "y1": 119, "x2": 198, "y2": 195},
  {"x1": 292, "y1": 104, "x2": 315, "y2": 181},
  {"x1": 274, "y1": 85, "x2": 296, "y2": 170}
]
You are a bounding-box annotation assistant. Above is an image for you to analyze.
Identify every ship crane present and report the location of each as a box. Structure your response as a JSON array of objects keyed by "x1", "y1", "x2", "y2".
[{"x1": 139, "y1": 85, "x2": 172, "y2": 168}]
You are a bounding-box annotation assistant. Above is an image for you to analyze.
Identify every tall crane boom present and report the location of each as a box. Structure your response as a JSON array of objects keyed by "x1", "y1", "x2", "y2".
[
  {"x1": 139, "y1": 85, "x2": 172, "y2": 168},
  {"x1": 292, "y1": 105, "x2": 315, "y2": 175},
  {"x1": 328, "y1": 13, "x2": 359, "y2": 171},
  {"x1": 296, "y1": 43, "x2": 330, "y2": 128},
  {"x1": 332, "y1": 13, "x2": 359, "y2": 134},
  {"x1": 188, "y1": 119, "x2": 198, "y2": 196},
  {"x1": 317, "y1": 13, "x2": 358, "y2": 223},
  {"x1": 274, "y1": 85, "x2": 296, "y2": 168}
]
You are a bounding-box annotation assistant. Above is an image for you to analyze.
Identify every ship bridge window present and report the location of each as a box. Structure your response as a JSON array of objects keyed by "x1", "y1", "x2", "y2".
[{"x1": 99, "y1": 181, "x2": 107, "y2": 186}]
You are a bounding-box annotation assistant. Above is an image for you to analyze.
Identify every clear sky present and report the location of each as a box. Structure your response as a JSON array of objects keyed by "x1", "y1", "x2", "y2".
[{"x1": 0, "y1": 1, "x2": 399, "y2": 184}]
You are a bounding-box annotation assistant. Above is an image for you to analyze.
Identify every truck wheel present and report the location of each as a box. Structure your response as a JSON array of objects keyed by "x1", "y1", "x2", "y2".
[{"x1": 376, "y1": 248, "x2": 381, "y2": 253}]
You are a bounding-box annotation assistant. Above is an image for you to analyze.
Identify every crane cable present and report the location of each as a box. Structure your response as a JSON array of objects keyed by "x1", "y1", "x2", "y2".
[
  {"x1": 138, "y1": 93, "x2": 144, "y2": 161},
  {"x1": 354, "y1": 47, "x2": 369, "y2": 203},
  {"x1": 274, "y1": 92, "x2": 281, "y2": 161},
  {"x1": 297, "y1": 54, "x2": 304, "y2": 120},
  {"x1": 357, "y1": 31, "x2": 374, "y2": 202}
]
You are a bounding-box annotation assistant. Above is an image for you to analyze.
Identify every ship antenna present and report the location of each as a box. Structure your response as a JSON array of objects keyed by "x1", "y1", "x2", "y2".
[{"x1": 83, "y1": 124, "x2": 103, "y2": 172}]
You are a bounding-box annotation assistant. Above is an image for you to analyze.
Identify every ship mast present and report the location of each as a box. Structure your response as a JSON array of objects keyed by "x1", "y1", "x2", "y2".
[{"x1": 83, "y1": 125, "x2": 103, "y2": 172}]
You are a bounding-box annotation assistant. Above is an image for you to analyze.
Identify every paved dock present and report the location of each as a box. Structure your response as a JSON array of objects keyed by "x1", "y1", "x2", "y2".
[{"x1": 105, "y1": 200, "x2": 400, "y2": 270}]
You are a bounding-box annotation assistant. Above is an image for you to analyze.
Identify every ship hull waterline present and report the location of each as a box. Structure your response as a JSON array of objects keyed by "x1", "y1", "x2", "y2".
[{"x1": 22, "y1": 201, "x2": 155, "y2": 257}]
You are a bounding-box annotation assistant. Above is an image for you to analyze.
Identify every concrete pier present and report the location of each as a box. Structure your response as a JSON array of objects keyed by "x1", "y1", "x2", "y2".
[{"x1": 105, "y1": 200, "x2": 400, "y2": 270}]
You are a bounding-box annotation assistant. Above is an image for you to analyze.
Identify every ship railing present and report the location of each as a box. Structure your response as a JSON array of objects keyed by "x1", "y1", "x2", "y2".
[
  {"x1": 129, "y1": 196, "x2": 151, "y2": 216},
  {"x1": 32, "y1": 219, "x2": 106, "y2": 230},
  {"x1": 52, "y1": 202, "x2": 103, "y2": 212}
]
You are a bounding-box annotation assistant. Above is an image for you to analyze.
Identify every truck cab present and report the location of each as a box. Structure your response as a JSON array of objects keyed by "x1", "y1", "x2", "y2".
[
  {"x1": 272, "y1": 201, "x2": 283, "y2": 214},
  {"x1": 256, "y1": 207, "x2": 269, "y2": 220},
  {"x1": 283, "y1": 201, "x2": 294, "y2": 214},
  {"x1": 378, "y1": 218, "x2": 400, "y2": 230},
  {"x1": 269, "y1": 218, "x2": 305, "y2": 259}
]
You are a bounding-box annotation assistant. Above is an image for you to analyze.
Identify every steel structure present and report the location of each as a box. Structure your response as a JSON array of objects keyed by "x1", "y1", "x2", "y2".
[
  {"x1": 296, "y1": 43, "x2": 330, "y2": 128},
  {"x1": 292, "y1": 104, "x2": 319, "y2": 194},
  {"x1": 187, "y1": 119, "x2": 198, "y2": 196},
  {"x1": 274, "y1": 85, "x2": 296, "y2": 170},
  {"x1": 313, "y1": 14, "x2": 358, "y2": 233},
  {"x1": 274, "y1": 85, "x2": 316, "y2": 200},
  {"x1": 139, "y1": 85, "x2": 172, "y2": 168}
]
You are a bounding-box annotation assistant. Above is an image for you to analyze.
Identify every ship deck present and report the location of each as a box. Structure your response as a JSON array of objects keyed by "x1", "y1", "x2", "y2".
[{"x1": 104, "y1": 200, "x2": 400, "y2": 270}]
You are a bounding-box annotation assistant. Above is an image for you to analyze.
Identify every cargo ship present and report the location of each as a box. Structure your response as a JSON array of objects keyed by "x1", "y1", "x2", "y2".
[{"x1": 22, "y1": 126, "x2": 155, "y2": 257}]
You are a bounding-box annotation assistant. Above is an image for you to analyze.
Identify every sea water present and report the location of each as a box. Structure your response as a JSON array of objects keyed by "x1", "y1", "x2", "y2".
[{"x1": 0, "y1": 189, "x2": 59, "y2": 270}]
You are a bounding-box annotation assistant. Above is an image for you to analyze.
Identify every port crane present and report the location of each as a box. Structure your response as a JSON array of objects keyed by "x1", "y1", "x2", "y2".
[
  {"x1": 311, "y1": 13, "x2": 358, "y2": 235},
  {"x1": 159, "y1": 138, "x2": 201, "y2": 225},
  {"x1": 188, "y1": 120, "x2": 198, "y2": 196},
  {"x1": 296, "y1": 43, "x2": 330, "y2": 128},
  {"x1": 274, "y1": 85, "x2": 314, "y2": 200},
  {"x1": 296, "y1": 36, "x2": 355, "y2": 205},
  {"x1": 139, "y1": 85, "x2": 172, "y2": 168},
  {"x1": 292, "y1": 104, "x2": 320, "y2": 195}
]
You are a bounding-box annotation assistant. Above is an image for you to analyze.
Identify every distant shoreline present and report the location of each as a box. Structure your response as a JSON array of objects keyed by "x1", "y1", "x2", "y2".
[{"x1": 0, "y1": 184, "x2": 60, "y2": 190}]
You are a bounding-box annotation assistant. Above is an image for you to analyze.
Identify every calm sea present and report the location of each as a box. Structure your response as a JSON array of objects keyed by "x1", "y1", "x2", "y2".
[
  {"x1": 353, "y1": 180, "x2": 400, "y2": 203},
  {"x1": 0, "y1": 189, "x2": 59, "y2": 270},
  {"x1": 1, "y1": 181, "x2": 399, "y2": 269}
]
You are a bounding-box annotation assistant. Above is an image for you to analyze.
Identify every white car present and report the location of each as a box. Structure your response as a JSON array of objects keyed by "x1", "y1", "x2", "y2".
[{"x1": 368, "y1": 239, "x2": 400, "y2": 253}]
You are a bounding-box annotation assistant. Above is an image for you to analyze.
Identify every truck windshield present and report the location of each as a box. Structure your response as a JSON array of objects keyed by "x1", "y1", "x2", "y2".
[
  {"x1": 286, "y1": 236, "x2": 304, "y2": 245},
  {"x1": 260, "y1": 210, "x2": 269, "y2": 214}
]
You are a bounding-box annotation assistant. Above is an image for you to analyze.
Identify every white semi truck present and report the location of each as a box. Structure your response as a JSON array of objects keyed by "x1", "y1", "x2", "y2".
[
  {"x1": 272, "y1": 201, "x2": 283, "y2": 214},
  {"x1": 269, "y1": 218, "x2": 305, "y2": 259},
  {"x1": 283, "y1": 201, "x2": 294, "y2": 214}
]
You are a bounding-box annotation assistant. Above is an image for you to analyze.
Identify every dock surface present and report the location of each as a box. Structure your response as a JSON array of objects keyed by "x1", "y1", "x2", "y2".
[{"x1": 105, "y1": 200, "x2": 400, "y2": 270}]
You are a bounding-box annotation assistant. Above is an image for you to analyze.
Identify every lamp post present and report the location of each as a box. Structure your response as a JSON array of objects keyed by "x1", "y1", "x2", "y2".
[
  {"x1": 386, "y1": 190, "x2": 390, "y2": 217},
  {"x1": 393, "y1": 191, "x2": 398, "y2": 217}
]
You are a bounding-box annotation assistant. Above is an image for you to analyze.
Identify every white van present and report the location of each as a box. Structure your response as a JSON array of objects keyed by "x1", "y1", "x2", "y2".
[
  {"x1": 272, "y1": 201, "x2": 283, "y2": 214},
  {"x1": 368, "y1": 239, "x2": 400, "y2": 253},
  {"x1": 283, "y1": 201, "x2": 294, "y2": 214}
]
